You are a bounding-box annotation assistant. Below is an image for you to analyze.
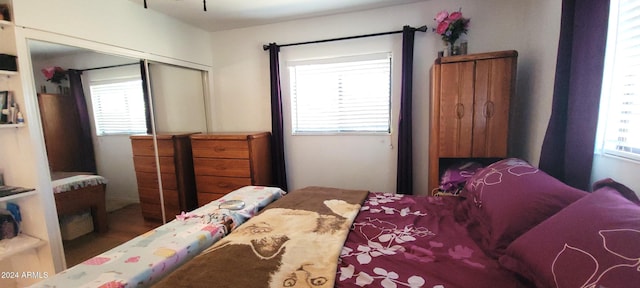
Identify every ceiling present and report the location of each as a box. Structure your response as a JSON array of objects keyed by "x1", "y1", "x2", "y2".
[{"x1": 127, "y1": 0, "x2": 427, "y2": 32}]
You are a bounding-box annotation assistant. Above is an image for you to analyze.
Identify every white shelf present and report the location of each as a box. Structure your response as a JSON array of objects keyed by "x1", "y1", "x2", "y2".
[
  {"x1": 0, "y1": 20, "x2": 13, "y2": 28},
  {"x1": 0, "y1": 70, "x2": 18, "y2": 77},
  {"x1": 0, "y1": 190, "x2": 36, "y2": 202},
  {"x1": 0, "y1": 234, "x2": 45, "y2": 261},
  {"x1": 0, "y1": 123, "x2": 24, "y2": 128}
]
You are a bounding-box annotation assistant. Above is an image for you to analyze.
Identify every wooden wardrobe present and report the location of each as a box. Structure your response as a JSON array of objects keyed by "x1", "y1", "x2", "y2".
[
  {"x1": 428, "y1": 51, "x2": 518, "y2": 193},
  {"x1": 37, "y1": 92, "x2": 95, "y2": 172}
]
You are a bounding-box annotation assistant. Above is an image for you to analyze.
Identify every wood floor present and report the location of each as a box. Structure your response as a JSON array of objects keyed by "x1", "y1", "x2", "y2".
[{"x1": 62, "y1": 203, "x2": 162, "y2": 268}]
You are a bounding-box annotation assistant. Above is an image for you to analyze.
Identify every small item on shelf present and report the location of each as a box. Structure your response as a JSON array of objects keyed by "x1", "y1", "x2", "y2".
[
  {"x1": 433, "y1": 9, "x2": 471, "y2": 57},
  {"x1": 0, "y1": 54, "x2": 17, "y2": 72},
  {"x1": 0, "y1": 4, "x2": 10, "y2": 21},
  {"x1": 16, "y1": 111, "x2": 23, "y2": 123},
  {"x1": 0, "y1": 90, "x2": 6, "y2": 123},
  {"x1": 1, "y1": 101, "x2": 19, "y2": 124},
  {"x1": 6, "y1": 203, "x2": 21, "y2": 223},
  {"x1": 460, "y1": 42, "x2": 468, "y2": 55},
  {"x1": 0, "y1": 208, "x2": 19, "y2": 240},
  {"x1": 41, "y1": 66, "x2": 67, "y2": 84},
  {"x1": 439, "y1": 161, "x2": 484, "y2": 194}
]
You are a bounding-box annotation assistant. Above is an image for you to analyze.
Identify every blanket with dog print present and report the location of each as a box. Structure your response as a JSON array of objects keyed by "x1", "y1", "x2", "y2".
[{"x1": 154, "y1": 186, "x2": 368, "y2": 288}]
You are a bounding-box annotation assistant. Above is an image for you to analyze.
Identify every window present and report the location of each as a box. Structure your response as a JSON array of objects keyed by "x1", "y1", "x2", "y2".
[
  {"x1": 288, "y1": 53, "x2": 391, "y2": 134},
  {"x1": 89, "y1": 78, "x2": 147, "y2": 136},
  {"x1": 598, "y1": 0, "x2": 640, "y2": 160}
]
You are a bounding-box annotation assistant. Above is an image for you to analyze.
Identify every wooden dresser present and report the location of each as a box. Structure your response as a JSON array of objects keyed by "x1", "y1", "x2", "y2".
[
  {"x1": 130, "y1": 133, "x2": 197, "y2": 221},
  {"x1": 190, "y1": 132, "x2": 272, "y2": 207},
  {"x1": 429, "y1": 51, "x2": 518, "y2": 192}
]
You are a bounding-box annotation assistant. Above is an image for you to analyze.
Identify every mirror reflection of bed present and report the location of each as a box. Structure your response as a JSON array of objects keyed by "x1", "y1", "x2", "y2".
[{"x1": 29, "y1": 40, "x2": 209, "y2": 267}]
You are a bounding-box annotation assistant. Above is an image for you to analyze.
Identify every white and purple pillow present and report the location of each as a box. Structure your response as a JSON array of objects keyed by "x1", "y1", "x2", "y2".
[
  {"x1": 499, "y1": 185, "x2": 640, "y2": 288},
  {"x1": 456, "y1": 158, "x2": 587, "y2": 258}
]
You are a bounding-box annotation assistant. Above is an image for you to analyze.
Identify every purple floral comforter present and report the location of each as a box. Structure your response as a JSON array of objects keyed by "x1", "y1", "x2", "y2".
[{"x1": 336, "y1": 193, "x2": 527, "y2": 288}]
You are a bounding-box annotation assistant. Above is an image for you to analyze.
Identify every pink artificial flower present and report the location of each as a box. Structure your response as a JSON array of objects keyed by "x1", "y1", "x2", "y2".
[
  {"x1": 448, "y1": 11, "x2": 462, "y2": 21},
  {"x1": 436, "y1": 21, "x2": 449, "y2": 35},
  {"x1": 176, "y1": 211, "x2": 198, "y2": 221},
  {"x1": 41, "y1": 67, "x2": 55, "y2": 79},
  {"x1": 434, "y1": 10, "x2": 449, "y2": 23}
]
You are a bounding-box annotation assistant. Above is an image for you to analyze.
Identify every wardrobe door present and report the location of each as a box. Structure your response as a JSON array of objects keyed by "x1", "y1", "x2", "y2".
[
  {"x1": 472, "y1": 57, "x2": 514, "y2": 157},
  {"x1": 438, "y1": 61, "x2": 475, "y2": 157},
  {"x1": 37, "y1": 93, "x2": 90, "y2": 172}
]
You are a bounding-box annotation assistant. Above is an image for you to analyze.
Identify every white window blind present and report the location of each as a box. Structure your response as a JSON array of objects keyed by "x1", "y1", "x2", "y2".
[
  {"x1": 288, "y1": 53, "x2": 391, "y2": 134},
  {"x1": 600, "y1": 0, "x2": 640, "y2": 160},
  {"x1": 89, "y1": 79, "x2": 147, "y2": 136}
]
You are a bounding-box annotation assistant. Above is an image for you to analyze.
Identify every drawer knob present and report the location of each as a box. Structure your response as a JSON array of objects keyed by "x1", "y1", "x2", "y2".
[
  {"x1": 214, "y1": 147, "x2": 226, "y2": 152},
  {"x1": 484, "y1": 101, "x2": 495, "y2": 118},
  {"x1": 455, "y1": 103, "x2": 465, "y2": 119}
]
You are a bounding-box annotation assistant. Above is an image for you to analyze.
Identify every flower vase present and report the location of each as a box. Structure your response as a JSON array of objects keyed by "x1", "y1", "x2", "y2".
[
  {"x1": 443, "y1": 41, "x2": 451, "y2": 57},
  {"x1": 449, "y1": 41, "x2": 461, "y2": 56}
]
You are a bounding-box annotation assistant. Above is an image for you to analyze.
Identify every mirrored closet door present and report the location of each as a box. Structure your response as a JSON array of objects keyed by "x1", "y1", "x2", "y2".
[{"x1": 27, "y1": 39, "x2": 209, "y2": 267}]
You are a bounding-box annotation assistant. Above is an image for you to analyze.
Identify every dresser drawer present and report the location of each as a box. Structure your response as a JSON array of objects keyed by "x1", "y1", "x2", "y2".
[
  {"x1": 195, "y1": 175, "x2": 251, "y2": 194},
  {"x1": 131, "y1": 138, "x2": 174, "y2": 157},
  {"x1": 193, "y1": 158, "x2": 251, "y2": 177},
  {"x1": 135, "y1": 172, "x2": 178, "y2": 190},
  {"x1": 138, "y1": 187, "x2": 180, "y2": 220},
  {"x1": 133, "y1": 156, "x2": 176, "y2": 174},
  {"x1": 191, "y1": 140, "x2": 249, "y2": 159},
  {"x1": 138, "y1": 187, "x2": 161, "y2": 204}
]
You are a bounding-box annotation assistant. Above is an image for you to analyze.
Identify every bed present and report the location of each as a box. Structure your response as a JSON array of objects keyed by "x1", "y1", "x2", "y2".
[
  {"x1": 155, "y1": 158, "x2": 640, "y2": 288},
  {"x1": 35, "y1": 158, "x2": 640, "y2": 288},
  {"x1": 31, "y1": 186, "x2": 286, "y2": 288},
  {"x1": 51, "y1": 172, "x2": 109, "y2": 234}
]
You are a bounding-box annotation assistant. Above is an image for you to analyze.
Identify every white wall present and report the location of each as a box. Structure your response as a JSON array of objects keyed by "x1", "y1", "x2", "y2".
[
  {"x1": 511, "y1": 0, "x2": 562, "y2": 166},
  {"x1": 12, "y1": 0, "x2": 212, "y2": 65},
  {"x1": 85, "y1": 65, "x2": 143, "y2": 210},
  {"x1": 592, "y1": 155, "x2": 640, "y2": 195},
  {"x1": 149, "y1": 63, "x2": 208, "y2": 134},
  {"x1": 209, "y1": 0, "x2": 561, "y2": 194}
]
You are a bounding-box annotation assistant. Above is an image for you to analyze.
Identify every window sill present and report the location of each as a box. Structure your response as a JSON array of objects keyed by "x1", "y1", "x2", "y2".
[
  {"x1": 292, "y1": 132, "x2": 391, "y2": 136},
  {"x1": 595, "y1": 150, "x2": 640, "y2": 165}
]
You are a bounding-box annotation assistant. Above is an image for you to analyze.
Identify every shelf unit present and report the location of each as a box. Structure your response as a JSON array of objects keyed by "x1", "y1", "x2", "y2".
[
  {"x1": 0, "y1": 189, "x2": 36, "y2": 201},
  {"x1": 0, "y1": 123, "x2": 24, "y2": 128},
  {"x1": 0, "y1": 19, "x2": 13, "y2": 28},
  {"x1": 0, "y1": 70, "x2": 17, "y2": 76},
  {"x1": 1, "y1": 2, "x2": 58, "y2": 286},
  {"x1": 0, "y1": 234, "x2": 45, "y2": 261}
]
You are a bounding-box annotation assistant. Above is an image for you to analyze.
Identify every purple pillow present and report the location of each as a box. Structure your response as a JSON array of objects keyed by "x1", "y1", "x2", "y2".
[
  {"x1": 499, "y1": 186, "x2": 640, "y2": 288},
  {"x1": 458, "y1": 158, "x2": 587, "y2": 258}
]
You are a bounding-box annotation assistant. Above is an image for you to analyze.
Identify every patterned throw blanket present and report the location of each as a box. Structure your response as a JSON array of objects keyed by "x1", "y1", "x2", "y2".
[{"x1": 155, "y1": 186, "x2": 369, "y2": 288}]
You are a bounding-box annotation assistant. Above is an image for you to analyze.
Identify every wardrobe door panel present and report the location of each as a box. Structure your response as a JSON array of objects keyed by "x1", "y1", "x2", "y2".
[
  {"x1": 37, "y1": 93, "x2": 89, "y2": 172},
  {"x1": 439, "y1": 62, "x2": 475, "y2": 157},
  {"x1": 472, "y1": 58, "x2": 513, "y2": 157}
]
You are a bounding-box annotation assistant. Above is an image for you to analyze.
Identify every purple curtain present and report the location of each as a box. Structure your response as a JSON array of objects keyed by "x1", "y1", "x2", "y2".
[
  {"x1": 268, "y1": 43, "x2": 288, "y2": 191},
  {"x1": 68, "y1": 69, "x2": 97, "y2": 173},
  {"x1": 396, "y1": 26, "x2": 416, "y2": 195},
  {"x1": 539, "y1": 0, "x2": 610, "y2": 190}
]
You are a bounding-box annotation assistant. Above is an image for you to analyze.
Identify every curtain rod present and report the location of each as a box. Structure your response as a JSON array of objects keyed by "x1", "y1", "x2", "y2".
[
  {"x1": 262, "y1": 25, "x2": 428, "y2": 51},
  {"x1": 79, "y1": 62, "x2": 139, "y2": 72}
]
